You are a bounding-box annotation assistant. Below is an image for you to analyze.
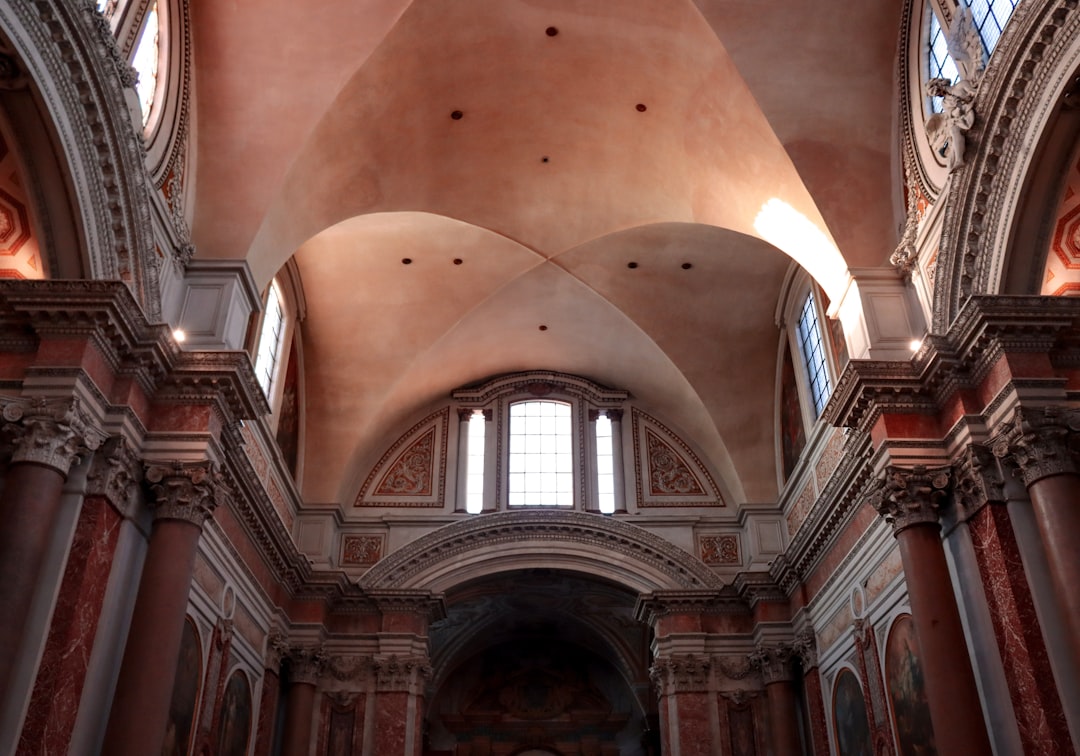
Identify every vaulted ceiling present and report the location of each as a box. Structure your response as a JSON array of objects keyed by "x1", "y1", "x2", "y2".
[{"x1": 187, "y1": 0, "x2": 905, "y2": 505}]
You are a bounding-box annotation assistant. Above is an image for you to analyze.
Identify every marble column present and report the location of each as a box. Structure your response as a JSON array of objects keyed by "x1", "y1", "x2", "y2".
[
  {"x1": 18, "y1": 436, "x2": 139, "y2": 755},
  {"x1": 0, "y1": 397, "x2": 103, "y2": 704},
  {"x1": 992, "y1": 406, "x2": 1080, "y2": 667},
  {"x1": 866, "y1": 465, "x2": 992, "y2": 755},
  {"x1": 371, "y1": 656, "x2": 431, "y2": 756},
  {"x1": 649, "y1": 655, "x2": 714, "y2": 756},
  {"x1": 281, "y1": 647, "x2": 326, "y2": 756},
  {"x1": 749, "y1": 643, "x2": 802, "y2": 756},
  {"x1": 100, "y1": 461, "x2": 224, "y2": 756},
  {"x1": 794, "y1": 633, "x2": 830, "y2": 756}
]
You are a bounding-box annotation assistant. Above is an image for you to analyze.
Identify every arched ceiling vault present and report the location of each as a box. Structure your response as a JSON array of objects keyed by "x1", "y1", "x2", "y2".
[{"x1": 188, "y1": 0, "x2": 904, "y2": 507}]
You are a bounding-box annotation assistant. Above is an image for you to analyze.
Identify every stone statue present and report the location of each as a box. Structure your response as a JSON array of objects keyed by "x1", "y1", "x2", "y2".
[{"x1": 925, "y1": 8, "x2": 983, "y2": 172}]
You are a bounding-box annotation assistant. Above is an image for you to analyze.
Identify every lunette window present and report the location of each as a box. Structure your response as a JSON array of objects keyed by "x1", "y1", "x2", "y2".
[
  {"x1": 131, "y1": 2, "x2": 161, "y2": 127},
  {"x1": 796, "y1": 291, "x2": 832, "y2": 418},
  {"x1": 254, "y1": 280, "x2": 286, "y2": 399}
]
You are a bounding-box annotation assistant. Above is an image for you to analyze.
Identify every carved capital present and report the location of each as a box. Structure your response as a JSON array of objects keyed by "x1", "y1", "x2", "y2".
[
  {"x1": 264, "y1": 630, "x2": 290, "y2": 671},
  {"x1": 86, "y1": 436, "x2": 143, "y2": 508},
  {"x1": 649, "y1": 654, "x2": 712, "y2": 696},
  {"x1": 749, "y1": 643, "x2": 796, "y2": 684},
  {"x1": 144, "y1": 460, "x2": 228, "y2": 527},
  {"x1": 864, "y1": 465, "x2": 951, "y2": 536},
  {"x1": 792, "y1": 631, "x2": 819, "y2": 670},
  {"x1": 952, "y1": 444, "x2": 1005, "y2": 518},
  {"x1": 326, "y1": 654, "x2": 377, "y2": 684},
  {"x1": 2, "y1": 396, "x2": 105, "y2": 475},
  {"x1": 374, "y1": 655, "x2": 432, "y2": 692},
  {"x1": 991, "y1": 406, "x2": 1080, "y2": 486},
  {"x1": 287, "y1": 646, "x2": 328, "y2": 685}
]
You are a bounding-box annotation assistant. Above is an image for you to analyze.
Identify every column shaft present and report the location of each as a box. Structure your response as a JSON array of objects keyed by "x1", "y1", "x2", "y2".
[
  {"x1": 1027, "y1": 473, "x2": 1080, "y2": 665},
  {"x1": 0, "y1": 463, "x2": 66, "y2": 699},
  {"x1": 281, "y1": 681, "x2": 317, "y2": 756},
  {"x1": 896, "y1": 523, "x2": 991, "y2": 754},
  {"x1": 101, "y1": 517, "x2": 202, "y2": 756},
  {"x1": 765, "y1": 680, "x2": 802, "y2": 755}
]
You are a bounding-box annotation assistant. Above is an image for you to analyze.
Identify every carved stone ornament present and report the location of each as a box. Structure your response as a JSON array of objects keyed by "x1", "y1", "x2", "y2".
[
  {"x1": 374, "y1": 655, "x2": 432, "y2": 693},
  {"x1": 287, "y1": 646, "x2": 328, "y2": 686},
  {"x1": 924, "y1": 7, "x2": 983, "y2": 173},
  {"x1": 82, "y1": 0, "x2": 139, "y2": 88},
  {"x1": 991, "y1": 406, "x2": 1080, "y2": 486},
  {"x1": 716, "y1": 656, "x2": 754, "y2": 681},
  {"x1": 891, "y1": 152, "x2": 921, "y2": 276},
  {"x1": 952, "y1": 444, "x2": 1005, "y2": 518},
  {"x1": 264, "y1": 630, "x2": 290, "y2": 671},
  {"x1": 326, "y1": 654, "x2": 377, "y2": 684},
  {"x1": 649, "y1": 655, "x2": 712, "y2": 696},
  {"x1": 863, "y1": 465, "x2": 951, "y2": 536},
  {"x1": 1, "y1": 396, "x2": 106, "y2": 475},
  {"x1": 720, "y1": 688, "x2": 759, "y2": 706},
  {"x1": 144, "y1": 460, "x2": 229, "y2": 527},
  {"x1": 86, "y1": 435, "x2": 142, "y2": 507},
  {"x1": 748, "y1": 643, "x2": 796, "y2": 684},
  {"x1": 792, "y1": 631, "x2": 819, "y2": 670}
]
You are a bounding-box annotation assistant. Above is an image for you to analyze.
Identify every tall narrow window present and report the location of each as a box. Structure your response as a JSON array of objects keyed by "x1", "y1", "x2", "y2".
[
  {"x1": 595, "y1": 412, "x2": 615, "y2": 514},
  {"x1": 508, "y1": 401, "x2": 573, "y2": 506},
  {"x1": 965, "y1": 0, "x2": 1019, "y2": 58},
  {"x1": 796, "y1": 292, "x2": 832, "y2": 418},
  {"x1": 254, "y1": 280, "x2": 286, "y2": 398},
  {"x1": 465, "y1": 410, "x2": 486, "y2": 514},
  {"x1": 131, "y1": 3, "x2": 160, "y2": 127}
]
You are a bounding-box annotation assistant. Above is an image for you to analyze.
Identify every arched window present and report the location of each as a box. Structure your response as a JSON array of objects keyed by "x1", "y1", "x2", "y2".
[
  {"x1": 131, "y1": 2, "x2": 163, "y2": 129},
  {"x1": 965, "y1": 0, "x2": 1020, "y2": 59},
  {"x1": 795, "y1": 290, "x2": 832, "y2": 419},
  {"x1": 927, "y1": 6, "x2": 959, "y2": 114},
  {"x1": 254, "y1": 279, "x2": 286, "y2": 399}
]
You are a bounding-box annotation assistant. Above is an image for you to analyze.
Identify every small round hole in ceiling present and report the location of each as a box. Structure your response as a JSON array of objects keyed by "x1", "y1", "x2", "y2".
[
  {"x1": 636, "y1": 103, "x2": 647, "y2": 112},
  {"x1": 627, "y1": 262, "x2": 638, "y2": 269},
  {"x1": 538, "y1": 325, "x2": 548, "y2": 331},
  {"x1": 681, "y1": 262, "x2": 692, "y2": 270},
  {"x1": 546, "y1": 27, "x2": 559, "y2": 36},
  {"x1": 453, "y1": 258, "x2": 463, "y2": 265},
  {"x1": 541, "y1": 156, "x2": 550, "y2": 163},
  {"x1": 402, "y1": 258, "x2": 412, "y2": 265},
  {"x1": 450, "y1": 110, "x2": 463, "y2": 120}
]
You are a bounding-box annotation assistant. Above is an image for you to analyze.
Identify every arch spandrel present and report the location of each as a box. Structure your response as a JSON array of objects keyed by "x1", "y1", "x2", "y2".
[{"x1": 359, "y1": 510, "x2": 723, "y2": 594}]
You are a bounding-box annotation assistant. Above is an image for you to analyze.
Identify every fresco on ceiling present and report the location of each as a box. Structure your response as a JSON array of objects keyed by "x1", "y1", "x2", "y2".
[
  {"x1": 832, "y1": 668, "x2": 873, "y2": 756},
  {"x1": 215, "y1": 670, "x2": 252, "y2": 756},
  {"x1": 780, "y1": 340, "x2": 807, "y2": 480},
  {"x1": 1042, "y1": 152, "x2": 1080, "y2": 296},
  {"x1": 162, "y1": 617, "x2": 202, "y2": 756},
  {"x1": 0, "y1": 131, "x2": 46, "y2": 280},
  {"x1": 884, "y1": 615, "x2": 937, "y2": 756}
]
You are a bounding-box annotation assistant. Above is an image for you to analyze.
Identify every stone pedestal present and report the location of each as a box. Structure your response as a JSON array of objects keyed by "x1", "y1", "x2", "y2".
[
  {"x1": 867, "y1": 465, "x2": 992, "y2": 756},
  {"x1": 101, "y1": 461, "x2": 223, "y2": 756}
]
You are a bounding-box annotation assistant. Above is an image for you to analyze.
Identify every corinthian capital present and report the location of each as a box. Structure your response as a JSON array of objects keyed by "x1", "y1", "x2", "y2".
[
  {"x1": 144, "y1": 460, "x2": 228, "y2": 526},
  {"x1": 863, "y1": 465, "x2": 950, "y2": 536},
  {"x1": 991, "y1": 406, "x2": 1080, "y2": 486},
  {"x1": 649, "y1": 654, "x2": 712, "y2": 695},
  {"x1": 87, "y1": 436, "x2": 142, "y2": 508},
  {"x1": 748, "y1": 643, "x2": 795, "y2": 684},
  {"x1": 287, "y1": 646, "x2": 328, "y2": 685},
  {"x1": 1, "y1": 396, "x2": 105, "y2": 475}
]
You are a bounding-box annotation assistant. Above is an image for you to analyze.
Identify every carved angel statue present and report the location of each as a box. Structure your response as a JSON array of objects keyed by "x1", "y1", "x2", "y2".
[{"x1": 925, "y1": 7, "x2": 984, "y2": 172}]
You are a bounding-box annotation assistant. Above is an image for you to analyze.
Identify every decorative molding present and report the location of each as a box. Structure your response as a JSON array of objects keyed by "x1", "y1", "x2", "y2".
[
  {"x1": 0, "y1": 394, "x2": 105, "y2": 474},
  {"x1": 144, "y1": 460, "x2": 229, "y2": 527},
  {"x1": 361, "y1": 510, "x2": 723, "y2": 592},
  {"x1": 340, "y1": 534, "x2": 384, "y2": 566},
  {"x1": 631, "y1": 408, "x2": 725, "y2": 507},
  {"x1": 698, "y1": 534, "x2": 739, "y2": 565},
  {"x1": 862, "y1": 465, "x2": 951, "y2": 536},
  {"x1": 355, "y1": 408, "x2": 448, "y2": 508},
  {"x1": 634, "y1": 589, "x2": 747, "y2": 626}
]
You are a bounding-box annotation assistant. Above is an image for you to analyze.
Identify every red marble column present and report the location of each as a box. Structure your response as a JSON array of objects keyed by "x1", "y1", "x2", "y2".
[
  {"x1": 794, "y1": 634, "x2": 830, "y2": 756},
  {"x1": 867, "y1": 465, "x2": 992, "y2": 756},
  {"x1": 993, "y1": 406, "x2": 1080, "y2": 668},
  {"x1": 281, "y1": 647, "x2": 325, "y2": 756},
  {"x1": 101, "y1": 461, "x2": 224, "y2": 756},
  {"x1": 650, "y1": 655, "x2": 714, "y2": 756},
  {"x1": 750, "y1": 644, "x2": 802, "y2": 756},
  {"x1": 0, "y1": 397, "x2": 103, "y2": 703},
  {"x1": 372, "y1": 656, "x2": 431, "y2": 756}
]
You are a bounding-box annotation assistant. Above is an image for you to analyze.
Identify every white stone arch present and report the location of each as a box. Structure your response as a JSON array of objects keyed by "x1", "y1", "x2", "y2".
[
  {"x1": 359, "y1": 510, "x2": 723, "y2": 594},
  {"x1": 933, "y1": 0, "x2": 1080, "y2": 330},
  {"x1": 0, "y1": 0, "x2": 161, "y2": 318}
]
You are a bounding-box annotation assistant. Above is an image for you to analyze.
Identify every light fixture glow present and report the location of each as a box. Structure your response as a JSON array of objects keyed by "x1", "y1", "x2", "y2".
[
  {"x1": 909, "y1": 338, "x2": 923, "y2": 351},
  {"x1": 172, "y1": 328, "x2": 187, "y2": 343}
]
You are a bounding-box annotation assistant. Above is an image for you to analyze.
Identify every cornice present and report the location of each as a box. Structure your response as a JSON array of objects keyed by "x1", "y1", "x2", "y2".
[{"x1": 634, "y1": 589, "x2": 747, "y2": 626}]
